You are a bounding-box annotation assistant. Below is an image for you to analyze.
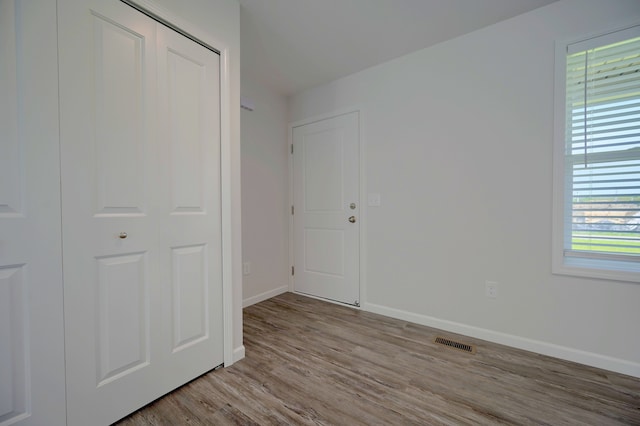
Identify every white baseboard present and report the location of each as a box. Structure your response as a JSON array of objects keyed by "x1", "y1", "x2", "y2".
[
  {"x1": 363, "y1": 302, "x2": 640, "y2": 378},
  {"x1": 232, "y1": 345, "x2": 245, "y2": 364},
  {"x1": 243, "y1": 285, "x2": 288, "y2": 307}
]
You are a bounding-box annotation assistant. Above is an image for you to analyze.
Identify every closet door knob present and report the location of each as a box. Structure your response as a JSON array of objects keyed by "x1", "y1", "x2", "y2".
[{"x1": 119, "y1": 232, "x2": 128, "y2": 239}]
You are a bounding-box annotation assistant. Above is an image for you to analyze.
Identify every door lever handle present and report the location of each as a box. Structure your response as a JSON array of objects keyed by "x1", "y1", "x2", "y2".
[{"x1": 348, "y1": 216, "x2": 356, "y2": 223}]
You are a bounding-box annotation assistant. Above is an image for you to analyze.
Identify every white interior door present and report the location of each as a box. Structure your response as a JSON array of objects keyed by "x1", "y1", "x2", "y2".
[
  {"x1": 0, "y1": 1, "x2": 66, "y2": 425},
  {"x1": 58, "y1": 1, "x2": 223, "y2": 424},
  {"x1": 292, "y1": 112, "x2": 360, "y2": 305}
]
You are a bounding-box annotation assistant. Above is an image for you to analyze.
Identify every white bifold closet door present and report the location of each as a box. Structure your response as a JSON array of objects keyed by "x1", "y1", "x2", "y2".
[
  {"x1": 58, "y1": 1, "x2": 223, "y2": 424},
  {"x1": 0, "y1": 1, "x2": 66, "y2": 425}
]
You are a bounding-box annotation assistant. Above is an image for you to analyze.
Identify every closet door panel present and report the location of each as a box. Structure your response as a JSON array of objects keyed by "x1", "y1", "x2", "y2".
[
  {"x1": 0, "y1": 0, "x2": 21, "y2": 217},
  {"x1": 93, "y1": 15, "x2": 148, "y2": 215},
  {"x1": 58, "y1": 1, "x2": 162, "y2": 424},
  {"x1": 0, "y1": 266, "x2": 27, "y2": 424},
  {"x1": 157, "y1": 23, "x2": 224, "y2": 388},
  {"x1": 167, "y1": 50, "x2": 206, "y2": 213},
  {"x1": 171, "y1": 244, "x2": 208, "y2": 350},
  {"x1": 96, "y1": 252, "x2": 150, "y2": 384},
  {"x1": 0, "y1": 1, "x2": 65, "y2": 425}
]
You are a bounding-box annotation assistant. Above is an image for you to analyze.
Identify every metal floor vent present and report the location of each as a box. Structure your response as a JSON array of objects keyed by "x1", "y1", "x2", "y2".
[{"x1": 434, "y1": 336, "x2": 476, "y2": 354}]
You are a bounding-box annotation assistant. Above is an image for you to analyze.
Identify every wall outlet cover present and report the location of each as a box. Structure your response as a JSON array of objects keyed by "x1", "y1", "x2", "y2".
[{"x1": 485, "y1": 281, "x2": 498, "y2": 298}]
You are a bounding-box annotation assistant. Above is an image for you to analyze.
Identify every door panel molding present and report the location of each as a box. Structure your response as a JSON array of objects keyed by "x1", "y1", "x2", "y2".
[
  {"x1": 92, "y1": 13, "x2": 147, "y2": 215},
  {"x1": 0, "y1": 265, "x2": 28, "y2": 424},
  {"x1": 96, "y1": 252, "x2": 150, "y2": 385},
  {"x1": 171, "y1": 244, "x2": 209, "y2": 351},
  {"x1": 0, "y1": 0, "x2": 22, "y2": 217}
]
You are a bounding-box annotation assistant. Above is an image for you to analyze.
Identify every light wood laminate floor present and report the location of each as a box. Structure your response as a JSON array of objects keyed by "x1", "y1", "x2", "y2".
[{"x1": 116, "y1": 292, "x2": 640, "y2": 425}]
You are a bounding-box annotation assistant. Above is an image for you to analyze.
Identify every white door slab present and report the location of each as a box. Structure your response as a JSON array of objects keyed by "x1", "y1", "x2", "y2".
[
  {"x1": 0, "y1": 1, "x2": 66, "y2": 425},
  {"x1": 292, "y1": 112, "x2": 360, "y2": 305}
]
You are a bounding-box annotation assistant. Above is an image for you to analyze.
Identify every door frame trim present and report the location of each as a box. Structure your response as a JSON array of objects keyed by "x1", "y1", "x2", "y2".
[
  {"x1": 288, "y1": 107, "x2": 367, "y2": 307},
  {"x1": 123, "y1": 0, "x2": 240, "y2": 366}
]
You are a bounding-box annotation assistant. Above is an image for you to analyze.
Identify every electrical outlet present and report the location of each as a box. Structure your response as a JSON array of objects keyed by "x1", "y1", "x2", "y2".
[
  {"x1": 243, "y1": 262, "x2": 251, "y2": 275},
  {"x1": 485, "y1": 281, "x2": 498, "y2": 299}
]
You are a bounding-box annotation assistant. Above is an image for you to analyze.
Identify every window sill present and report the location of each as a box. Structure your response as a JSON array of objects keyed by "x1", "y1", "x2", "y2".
[{"x1": 553, "y1": 256, "x2": 640, "y2": 283}]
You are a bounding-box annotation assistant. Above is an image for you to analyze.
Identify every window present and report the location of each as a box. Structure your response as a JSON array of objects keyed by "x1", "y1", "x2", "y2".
[{"x1": 553, "y1": 25, "x2": 640, "y2": 282}]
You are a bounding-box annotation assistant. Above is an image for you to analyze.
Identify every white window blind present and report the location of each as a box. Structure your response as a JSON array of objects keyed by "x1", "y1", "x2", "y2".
[{"x1": 564, "y1": 27, "x2": 640, "y2": 265}]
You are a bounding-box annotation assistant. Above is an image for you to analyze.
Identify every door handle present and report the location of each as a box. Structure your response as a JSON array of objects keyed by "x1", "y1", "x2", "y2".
[{"x1": 348, "y1": 216, "x2": 356, "y2": 223}]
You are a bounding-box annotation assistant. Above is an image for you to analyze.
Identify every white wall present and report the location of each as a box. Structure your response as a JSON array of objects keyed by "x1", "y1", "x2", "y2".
[
  {"x1": 289, "y1": 0, "x2": 640, "y2": 377},
  {"x1": 149, "y1": 0, "x2": 244, "y2": 362},
  {"x1": 241, "y1": 79, "x2": 290, "y2": 306}
]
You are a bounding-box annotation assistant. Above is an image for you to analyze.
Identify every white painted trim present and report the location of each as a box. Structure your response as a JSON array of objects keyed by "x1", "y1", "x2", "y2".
[
  {"x1": 232, "y1": 345, "x2": 245, "y2": 363},
  {"x1": 288, "y1": 106, "x2": 367, "y2": 306},
  {"x1": 219, "y1": 46, "x2": 236, "y2": 368},
  {"x1": 123, "y1": 0, "x2": 225, "y2": 51},
  {"x1": 289, "y1": 106, "x2": 364, "y2": 130},
  {"x1": 363, "y1": 302, "x2": 640, "y2": 378},
  {"x1": 243, "y1": 285, "x2": 288, "y2": 307},
  {"x1": 293, "y1": 290, "x2": 362, "y2": 309},
  {"x1": 287, "y1": 124, "x2": 294, "y2": 293},
  {"x1": 552, "y1": 21, "x2": 640, "y2": 284},
  {"x1": 126, "y1": 0, "x2": 237, "y2": 367},
  {"x1": 358, "y1": 108, "x2": 368, "y2": 307}
]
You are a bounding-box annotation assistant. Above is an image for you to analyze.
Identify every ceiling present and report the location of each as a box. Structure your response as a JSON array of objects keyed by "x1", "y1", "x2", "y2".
[{"x1": 239, "y1": 0, "x2": 559, "y2": 96}]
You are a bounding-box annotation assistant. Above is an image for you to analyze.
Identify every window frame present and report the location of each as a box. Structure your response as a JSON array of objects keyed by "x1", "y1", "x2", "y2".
[{"x1": 552, "y1": 23, "x2": 640, "y2": 283}]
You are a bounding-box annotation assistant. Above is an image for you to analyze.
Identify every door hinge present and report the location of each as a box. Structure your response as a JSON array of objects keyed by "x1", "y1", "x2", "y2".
[
  {"x1": 291, "y1": 144, "x2": 293, "y2": 154},
  {"x1": 291, "y1": 205, "x2": 294, "y2": 215},
  {"x1": 291, "y1": 266, "x2": 295, "y2": 276}
]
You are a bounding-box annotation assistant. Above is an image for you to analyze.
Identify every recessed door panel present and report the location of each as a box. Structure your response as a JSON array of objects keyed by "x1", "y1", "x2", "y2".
[
  {"x1": 96, "y1": 253, "x2": 149, "y2": 385},
  {"x1": 304, "y1": 129, "x2": 344, "y2": 212},
  {"x1": 304, "y1": 229, "x2": 345, "y2": 276},
  {"x1": 168, "y1": 50, "x2": 205, "y2": 213},
  {"x1": 0, "y1": 1, "x2": 22, "y2": 216},
  {"x1": 93, "y1": 15, "x2": 147, "y2": 215},
  {"x1": 0, "y1": 265, "x2": 28, "y2": 424},
  {"x1": 171, "y1": 245, "x2": 208, "y2": 351}
]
